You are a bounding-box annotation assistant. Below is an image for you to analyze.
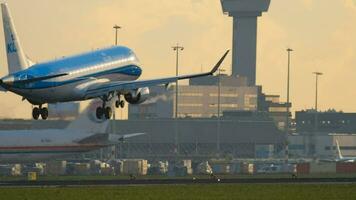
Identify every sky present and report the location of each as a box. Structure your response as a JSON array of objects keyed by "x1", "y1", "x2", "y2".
[{"x1": 0, "y1": 0, "x2": 355, "y2": 118}]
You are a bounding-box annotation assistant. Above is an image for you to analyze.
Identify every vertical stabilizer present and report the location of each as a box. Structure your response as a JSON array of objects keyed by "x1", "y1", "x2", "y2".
[
  {"x1": 336, "y1": 140, "x2": 343, "y2": 160},
  {"x1": 1, "y1": 3, "x2": 29, "y2": 74},
  {"x1": 66, "y1": 100, "x2": 110, "y2": 134}
]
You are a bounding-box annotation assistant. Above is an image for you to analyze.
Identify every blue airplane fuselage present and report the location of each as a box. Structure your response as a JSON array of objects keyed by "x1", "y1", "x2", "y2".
[{"x1": 1, "y1": 46, "x2": 142, "y2": 104}]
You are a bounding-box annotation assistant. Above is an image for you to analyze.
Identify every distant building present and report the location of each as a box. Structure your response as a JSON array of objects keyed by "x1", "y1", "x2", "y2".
[
  {"x1": 111, "y1": 118, "x2": 284, "y2": 159},
  {"x1": 129, "y1": 75, "x2": 290, "y2": 131},
  {"x1": 296, "y1": 110, "x2": 356, "y2": 134},
  {"x1": 0, "y1": 119, "x2": 285, "y2": 159},
  {"x1": 259, "y1": 94, "x2": 291, "y2": 131},
  {"x1": 124, "y1": 76, "x2": 290, "y2": 159},
  {"x1": 289, "y1": 134, "x2": 356, "y2": 158},
  {"x1": 189, "y1": 74, "x2": 249, "y2": 87},
  {"x1": 129, "y1": 84, "x2": 260, "y2": 119}
]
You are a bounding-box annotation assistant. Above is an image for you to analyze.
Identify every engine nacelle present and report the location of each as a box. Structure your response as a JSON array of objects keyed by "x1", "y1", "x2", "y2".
[{"x1": 124, "y1": 87, "x2": 150, "y2": 104}]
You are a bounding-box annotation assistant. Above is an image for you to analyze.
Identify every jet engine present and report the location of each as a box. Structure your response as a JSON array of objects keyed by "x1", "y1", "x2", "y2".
[{"x1": 124, "y1": 87, "x2": 150, "y2": 104}]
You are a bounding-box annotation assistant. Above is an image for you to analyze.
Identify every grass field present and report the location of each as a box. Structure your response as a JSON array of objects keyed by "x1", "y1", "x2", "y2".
[{"x1": 1, "y1": 184, "x2": 356, "y2": 200}]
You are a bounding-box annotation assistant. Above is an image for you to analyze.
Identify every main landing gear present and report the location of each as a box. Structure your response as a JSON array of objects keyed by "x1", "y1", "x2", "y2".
[
  {"x1": 96, "y1": 106, "x2": 112, "y2": 120},
  {"x1": 96, "y1": 94, "x2": 125, "y2": 120},
  {"x1": 115, "y1": 99, "x2": 125, "y2": 109},
  {"x1": 32, "y1": 105, "x2": 48, "y2": 120}
]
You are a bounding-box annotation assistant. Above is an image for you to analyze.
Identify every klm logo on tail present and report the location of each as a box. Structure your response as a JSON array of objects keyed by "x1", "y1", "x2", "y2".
[{"x1": 7, "y1": 34, "x2": 17, "y2": 53}]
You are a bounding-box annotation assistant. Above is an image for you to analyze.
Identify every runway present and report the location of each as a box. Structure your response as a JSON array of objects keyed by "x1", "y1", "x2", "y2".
[{"x1": 1, "y1": 177, "x2": 356, "y2": 187}]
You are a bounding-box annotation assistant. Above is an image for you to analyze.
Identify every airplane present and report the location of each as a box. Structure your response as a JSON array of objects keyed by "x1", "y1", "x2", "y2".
[
  {"x1": 319, "y1": 139, "x2": 356, "y2": 163},
  {"x1": 334, "y1": 139, "x2": 356, "y2": 163},
  {"x1": 0, "y1": 100, "x2": 145, "y2": 163},
  {"x1": 0, "y1": 3, "x2": 229, "y2": 120}
]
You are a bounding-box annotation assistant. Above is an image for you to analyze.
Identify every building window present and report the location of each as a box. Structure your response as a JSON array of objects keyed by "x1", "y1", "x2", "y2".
[
  {"x1": 269, "y1": 107, "x2": 288, "y2": 112},
  {"x1": 209, "y1": 93, "x2": 239, "y2": 97},
  {"x1": 222, "y1": 104, "x2": 239, "y2": 108},
  {"x1": 208, "y1": 104, "x2": 239, "y2": 108},
  {"x1": 178, "y1": 104, "x2": 203, "y2": 107},
  {"x1": 179, "y1": 114, "x2": 203, "y2": 118},
  {"x1": 180, "y1": 93, "x2": 203, "y2": 97},
  {"x1": 245, "y1": 95, "x2": 257, "y2": 106}
]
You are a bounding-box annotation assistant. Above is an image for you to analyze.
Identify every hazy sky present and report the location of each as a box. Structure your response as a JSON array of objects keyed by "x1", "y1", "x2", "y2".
[{"x1": 0, "y1": 0, "x2": 355, "y2": 118}]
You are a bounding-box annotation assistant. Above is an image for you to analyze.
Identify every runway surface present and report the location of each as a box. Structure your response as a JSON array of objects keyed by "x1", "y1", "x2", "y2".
[{"x1": 1, "y1": 178, "x2": 356, "y2": 187}]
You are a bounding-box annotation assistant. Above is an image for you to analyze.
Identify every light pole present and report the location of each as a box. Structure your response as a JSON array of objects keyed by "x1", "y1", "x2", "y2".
[
  {"x1": 313, "y1": 72, "x2": 323, "y2": 130},
  {"x1": 217, "y1": 69, "x2": 226, "y2": 154},
  {"x1": 311, "y1": 72, "x2": 322, "y2": 157},
  {"x1": 172, "y1": 44, "x2": 184, "y2": 155},
  {"x1": 285, "y1": 48, "x2": 293, "y2": 165},
  {"x1": 113, "y1": 24, "x2": 121, "y2": 158},
  {"x1": 113, "y1": 25, "x2": 121, "y2": 46}
]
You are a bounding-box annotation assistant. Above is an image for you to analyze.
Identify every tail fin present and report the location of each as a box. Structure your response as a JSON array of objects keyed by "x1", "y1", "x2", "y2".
[
  {"x1": 66, "y1": 100, "x2": 110, "y2": 134},
  {"x1": 1, "y1": 3, "x2": 29, "y2": 74},
  {"x1": 336, "y1": 140, "x2": 343, "y2": 160}
]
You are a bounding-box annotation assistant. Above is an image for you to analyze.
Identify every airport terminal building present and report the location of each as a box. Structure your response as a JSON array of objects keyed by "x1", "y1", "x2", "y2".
[{"x1": 289, "y1": 111, "x2": 356, "y2": 158}]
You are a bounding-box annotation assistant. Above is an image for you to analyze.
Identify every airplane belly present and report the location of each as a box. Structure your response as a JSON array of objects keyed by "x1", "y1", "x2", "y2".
[{"x1": 13, "y1": 81, "x2": 89, "y2": 104}]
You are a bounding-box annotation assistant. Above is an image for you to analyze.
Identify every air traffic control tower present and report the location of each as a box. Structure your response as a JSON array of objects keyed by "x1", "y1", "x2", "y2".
[{"x1": 221, "y1": 0, "x2": 270, "y2": 86}]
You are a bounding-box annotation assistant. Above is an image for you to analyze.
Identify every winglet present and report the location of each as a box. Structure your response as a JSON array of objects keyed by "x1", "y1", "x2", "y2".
[{"x1": 210, "y1": 50, "x2": 230, "y2": 75}]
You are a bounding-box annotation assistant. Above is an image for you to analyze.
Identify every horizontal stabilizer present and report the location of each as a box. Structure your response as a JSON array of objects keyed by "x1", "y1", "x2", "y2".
[
  {"x1": 0, "y1": 85, "x2": 6, "y2": 92},
  {"x1": 109, "y1": 133, "x2": 146, "y2": 143},
  {"x1": 66, "y1": 100, "x2": 110, "y2": 133}
]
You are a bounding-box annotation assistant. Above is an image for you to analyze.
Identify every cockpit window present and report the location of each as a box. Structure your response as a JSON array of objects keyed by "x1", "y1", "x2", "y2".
[{"x1": 130, "y1": 51, "x2": 140, "y2": 63}]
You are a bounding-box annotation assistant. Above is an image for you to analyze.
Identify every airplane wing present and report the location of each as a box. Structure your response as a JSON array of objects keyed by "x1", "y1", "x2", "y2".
[{"x1": 84, "y1": 50, "x2": 229, "y2": 99}]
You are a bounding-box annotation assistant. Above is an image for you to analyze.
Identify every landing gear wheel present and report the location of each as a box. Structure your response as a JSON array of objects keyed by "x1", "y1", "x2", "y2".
[
  {"x1": 40, "y1": 108, "x2": 48, "y2": 120},
  {"x1": 105, "y1": 107, "x2": 112, "y2": 119},
  {"x1": 119, "y1": 100, "x2": 125, "y2": 108},
  {"x1": 32, "y1": 107, "x2": 40, "y2": 120},
  {"x1": 96, "y1": 107, "x2": 104, "y2": 119},
  {"x1": 116, "y1": 100, "x2": 125, "y2": 108}
]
